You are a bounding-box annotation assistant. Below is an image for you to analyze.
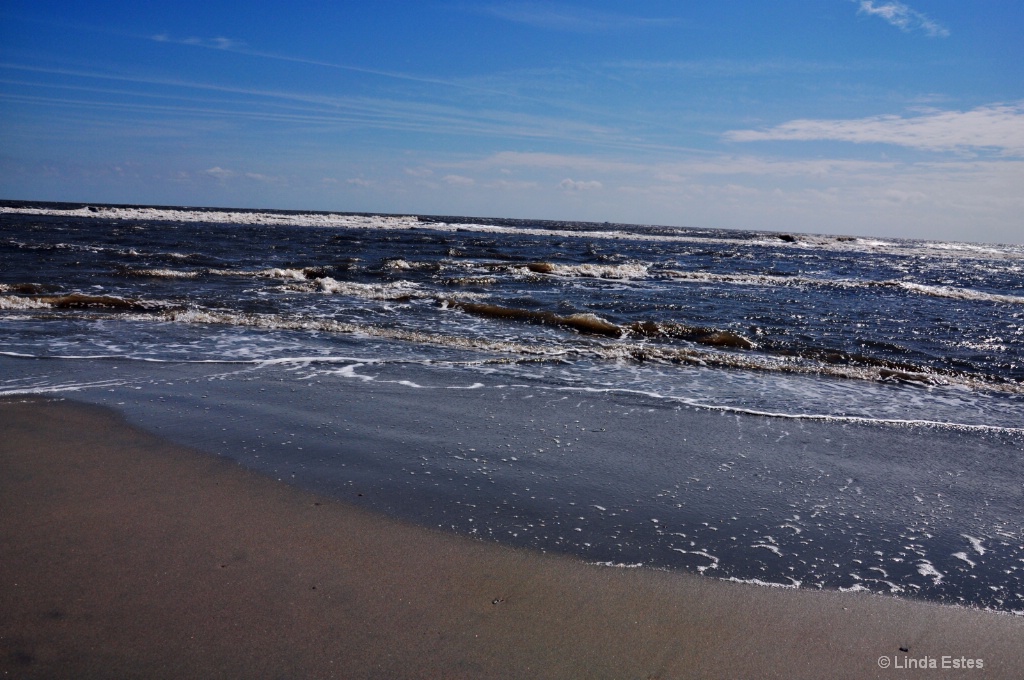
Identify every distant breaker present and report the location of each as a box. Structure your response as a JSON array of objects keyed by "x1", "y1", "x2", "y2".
[
  {"x1": 5, "y1": 203, "x2": 1021, "y2": 261},
  {"x1": 0, "y1": 204, "x2": 421, "y2": 230}
]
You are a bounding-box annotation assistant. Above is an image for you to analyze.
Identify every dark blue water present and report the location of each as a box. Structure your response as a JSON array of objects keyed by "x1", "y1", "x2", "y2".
[{"x1": 2, "y1": 201, "x2": 1023, "y2": 613}]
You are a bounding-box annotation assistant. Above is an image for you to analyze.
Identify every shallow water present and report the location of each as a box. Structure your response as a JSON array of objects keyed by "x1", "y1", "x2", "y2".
[{"x1": 2, "y1": 201, "x2": 1022, "y2": 612}]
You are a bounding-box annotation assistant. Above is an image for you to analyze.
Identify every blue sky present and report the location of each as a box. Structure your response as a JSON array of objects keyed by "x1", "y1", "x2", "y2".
[{"x1": 2, "y1": 1, "x2": 1022, "y2": 243}]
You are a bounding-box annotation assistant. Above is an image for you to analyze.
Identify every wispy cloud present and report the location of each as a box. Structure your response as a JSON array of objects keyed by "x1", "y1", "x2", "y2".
[
  {"x1": 442, "y1": 174, "x2": 475, "y2": 186},
  {"x1": 457, "y1": 151, "x2": 649, "y2": 175},
  {"x1": 146, "y1": 33, "x2": 534, "y2": 100},
  {"x1": 202, "y1": 167, "x2": 284, "y2": 183},
  {"x1": 244, "y1": 172, "x2": 285, "y2": 184},
  {"x1": 558, "y1": 178, "x2": 602, "y2": 191},
  {"x1": 152, "y1": 34, "x2": 245, "y2": 50},
  {"x1": 142, "y1": 33, "x2": 675, "y2": 137},
  {"x1": 724, "y1": 104, "x2": 1024, "y2": 156},
  {"x1": 428, "y1": 150, "x2": 1024, "y2": 242},
  {"x1": 478, "y1": 2, "x2": 675, "y2": 32},
  {"x1": 855, "y1": 1, "x2": 950, "y2": 37},
  {"x1": 204, "y1": 166, "x2": 236, "y2": 181},
  {"x1": 0, "y1": 63, "x2": 645, "y2": 152},
  {"x1": 608, "y1": 58, "x2": 861, "y2": 78},
  {"x1": 450, "y1": 150, "x2": 899, "y2": 180}
]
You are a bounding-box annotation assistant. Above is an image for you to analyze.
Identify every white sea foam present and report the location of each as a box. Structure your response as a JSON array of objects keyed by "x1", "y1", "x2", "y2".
[
  {"x1": 671, "y1": 548, "x2": 720, "y2": 573},
  {"x1": 7, "y1": 205, "x2": 1019, "y2": 261},
  {"x1": 0, "y1": 293, "x2": 174, "y2": 312},
  {"x1": 8, "y1": 291, "x2": 1024, "y2": 427},
  {"x1": 290, "y1": 277, "x2": 426, "y2": 301},
  {"x1": 895, "y1": 282, "x2": 1024, "y2": 305},
  {"x1": 0, "y1": 378, "x2": 129, "y2": 396},
  {"x1": 916, "y1": 560, "x2": 944, "y2": 585},
  {"x1": 589, "y1": 561, "x2": 644, "y2": 569},
  {"x1": 149, "y1": 308, "x2": 568, "y2": 361},
  {"x1": 962, "y1": 534, "x2": 987, "y2": 556},
  {"x1": 251, "y1": 355, "x2": 375, "y2": 367},
  {"x1": 752, "y1": 543, "x2": 783, "y2": 556},
  {"x1": 258, "y1": 268, "x2": 311, "y2": 280},
  {"x1": 545, "y1": 262, "x2": 650, "y2": 280},
  {"x1": 0, "y1": 205, "x2": 423, "y2": 231},
  {"x1": 666, "y1": 270, "x2": 1024, "y2": 305},
  {"x1": 333, "y1": 364, "x2": 376, "y2": 383},
  {"x1": 838, "y1": 583, "x2": 871, "y2": 593},
  {"x1": 926, "y1": 241, "x2": 1008, "y2": 256},
  {"x1": 666, "y1": 270, "x2": 807, "y2": 287},
  {"x1": 952, "y1": 552, "x2": 977, "y2": 568},
  {"x1": 125, "y1": 266, "x2": 484, "y2": 303},
  {"x1": 723, "y1": 576, "x2": 801, "y2": 589},
  {"x1": 130, "y1": 268, "x2": 201, "y2": 279},
  {"x1": 0, "y1": 295, "x2": 52, "y2": 310}
]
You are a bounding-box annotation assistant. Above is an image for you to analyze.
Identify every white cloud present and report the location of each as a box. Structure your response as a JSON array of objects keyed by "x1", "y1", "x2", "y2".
[
  {"x1": 346, "y1": 178, "x2": 373, "y2": 188},
  {"x1": 454, "y1": 150, "x2": 896, "y2": 179},
  {"x1": 404, "y1": 167, "x2": 434, "y2": 178},
  {"x1": 608, "y1": 159, "x2": 1024, "y2": 242},
  {"x1": 415, "y1": 148, "x2": 1023, "y2": 242},
  {"x1": 210, "y1": 37, "x2": 242, "y2": 50},
  {"x1": 485, "y1": 179, "x2": 540, "y2": 190},
  {"x1": 202, "y1": 168, "x2": 283, "y2": 183},
  {"x1": 457, "y1": 151, "x2": 648, "y2": 175},
  {"x1": 244, "y1": 172, "x2": 281, "y2": 183},
  {"x1": 856, "y1": 1, "x2": 949, "y2": 37},
  {"x1": 881, "y1": 189, "x2": 927, "y2": 205},
  {"x1": 724, "y1": 104, "x2": 1024, "y2": 156},
  {"x1": 204, "y1": 166, "x2": 236, "y2": 180},
  {"x1": 443, "y1": 174, "x2": 475, "y2": 186},
  {"x1": 559, "y1": 178, "x2": 602, "y2": 191}
]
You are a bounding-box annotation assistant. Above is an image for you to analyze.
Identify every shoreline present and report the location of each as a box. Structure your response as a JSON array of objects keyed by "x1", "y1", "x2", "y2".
[{"x1": 2, "y1": 396, "x2": 1022, "y2": 678}]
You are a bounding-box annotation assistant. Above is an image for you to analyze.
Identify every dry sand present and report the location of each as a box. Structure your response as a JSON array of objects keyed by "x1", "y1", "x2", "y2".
[{"x1": 2, "y1": 397, "x2": 1021, "y2": 679}]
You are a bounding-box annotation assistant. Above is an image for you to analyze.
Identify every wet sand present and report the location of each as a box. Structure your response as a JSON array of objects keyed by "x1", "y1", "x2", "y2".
[{"x1": 2, "y1": 397, "x2": 1022, "y2": 679}]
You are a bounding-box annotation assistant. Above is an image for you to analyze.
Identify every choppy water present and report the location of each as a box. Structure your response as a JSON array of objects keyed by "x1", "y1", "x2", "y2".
[{"x1": 2, "y1": 201, "x2": 1023, "y2": 613}]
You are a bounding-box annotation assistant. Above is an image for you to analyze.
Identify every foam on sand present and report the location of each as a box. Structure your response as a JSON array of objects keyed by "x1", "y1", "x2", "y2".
[{"x1": 3, "y1": 397, "x2": 1023, "y2": 679}]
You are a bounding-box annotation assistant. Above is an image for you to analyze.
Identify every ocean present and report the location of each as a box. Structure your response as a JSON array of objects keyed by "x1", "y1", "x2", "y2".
[{"x1": 2, "y1": 200, "x2": 1022, "y2": 613}]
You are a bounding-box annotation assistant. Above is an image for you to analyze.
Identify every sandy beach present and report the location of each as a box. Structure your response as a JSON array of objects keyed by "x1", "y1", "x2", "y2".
[{"x1": 2, "y1": 396, "x2": 1022, "y2": 679}]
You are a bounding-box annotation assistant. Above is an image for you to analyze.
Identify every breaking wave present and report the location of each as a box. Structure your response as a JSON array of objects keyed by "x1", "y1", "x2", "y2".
[
  {"x1": 7, "y1": 204, "x2": 1021, "y2": 262},
  {"x1": 1, "y1": 293, "x2": 170, "y2": 312}
]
